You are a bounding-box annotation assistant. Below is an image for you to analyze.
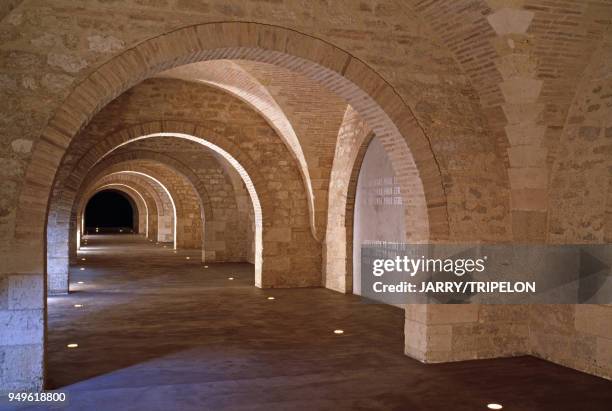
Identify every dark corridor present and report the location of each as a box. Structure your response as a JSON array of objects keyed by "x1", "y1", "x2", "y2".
[{"x1": 85, "y1": 190, "x2": 136, "y2": 234}]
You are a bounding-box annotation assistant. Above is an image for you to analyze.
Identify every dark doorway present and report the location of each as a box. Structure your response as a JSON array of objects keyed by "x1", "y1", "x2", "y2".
[{"x1": 85, "y1": 189, "x2": 137, "y2": 234}]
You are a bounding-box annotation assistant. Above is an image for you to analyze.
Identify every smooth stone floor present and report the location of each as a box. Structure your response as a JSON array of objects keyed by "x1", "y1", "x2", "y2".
[{"x1": 4, "y1": 235, "x2": 611, "y2": 410}]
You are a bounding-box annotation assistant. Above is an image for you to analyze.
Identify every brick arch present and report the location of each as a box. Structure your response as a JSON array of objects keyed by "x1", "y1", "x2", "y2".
[
  {"x1": 48, "y1": 114, "x2": 318, "y2": 289},
  {"x1": 52, "y1": 119, "x2": 321, "y2": 287},
  {"x1": 79, "y1": 160, "x2": 206, "y2": 252},
  {"x1": 74, "y1": 151, "x2": 234, "y2": 262},
  {"x1": 85, "y1": 150, "x2": 214, "y2": 224},
  {"x1": 51, "y1": 143, "x2": 251, "y2": 282},
  {"x1": 51, "y1": 121, "x2": 273, "y2": 228},
  {"x1": 159, "y1": 61, "x2": 319, "y2": 240},
  {"x1": 47, "y1": 168, "x2": 172, "y2": 294},
  {"x1": 101, "y1": 130, "x2": 269, "y2": 285},
  {"x1": 22, "y1": 22, "x2": 450, "y2": 263}
]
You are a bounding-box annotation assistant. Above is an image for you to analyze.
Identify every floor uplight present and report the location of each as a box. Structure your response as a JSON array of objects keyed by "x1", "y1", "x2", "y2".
[
  {"x1": 66, "y1": 343, "x2": 78, "y2": 348},
  {"x1": 77, "y1": 281, "x2": 84, "y2": 284},
  {"x1": 228, "y1": 277, "x2": 234, "y2": 280},
  {"x1": 73, "y1": 304, "x2": 83, "y2": 308},
  {"x1": 487, "y1": 404, "x2": 503, "y2": 410},
  {"x1": 334, "y1": 329, "x2": 344, "y2": 334},
  {"x1": 80, "y1": 267, "x2": 85, "y2": 271},
  {"x1": 186, "y1": 256, "x2": 190, "y2": 260},
  {"x1": 81, "y1": 258, "x2": 86, "y2": 261},
  {"x1": 267, "y1": 296, "x2": 275, "y2": 300},
  {"x1": 204, "y1": 265, "x2": 208, "y2": 268}
]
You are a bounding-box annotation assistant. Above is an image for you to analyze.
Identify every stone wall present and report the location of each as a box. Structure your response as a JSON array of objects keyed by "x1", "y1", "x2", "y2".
[
  {"x1": 532, "y1": 29, "x2": 612, "y2": 380},
  {"x1": 1, "y1": 0, "x2": 611, "y2": 392}
]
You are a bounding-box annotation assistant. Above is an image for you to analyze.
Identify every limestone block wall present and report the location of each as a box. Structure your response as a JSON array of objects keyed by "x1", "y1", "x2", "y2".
[
  {"x1": 533, "y1": 31, "x2": 612, "y2": 380},
  {"x1": 136, "y1": 163, "x2": 202, "y2": 249},
  {"x1": 233, "y1": 61, "x2": 348, "y2": 240},
  {"x1": 0, "y1": 273, "x2": 43, "y2": 392},
  {"x1": 352, "y1": 138, "x2": 530, "y2": 363},
  {"x1": 116, "y1": 141, "x2": 251, "y2": 262}
]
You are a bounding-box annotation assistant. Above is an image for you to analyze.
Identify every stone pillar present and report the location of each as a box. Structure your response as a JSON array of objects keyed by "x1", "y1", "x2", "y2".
[
  {"x1": 47, "y1": 231, "x2": 70, "y2": 295},
  {"x1": 0, "y1": 244, "x2": 44, "y2": 393}
]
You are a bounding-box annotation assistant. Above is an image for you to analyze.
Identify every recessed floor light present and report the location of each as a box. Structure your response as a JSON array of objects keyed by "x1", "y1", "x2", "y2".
[
  {"x1": 73, "y1": 304, "x2": 83, "y2": 308},
  {"x1": 267, "y1": 296, "x2": 275, "y2": 300},
  {"x1": 228, "y1": 277, "x2": 234, "y2": 280},
  {"x1": 77, "y1": 281, "x2": 84, "y2": 284},
  {"x1": 487, "y1": 404, "x2": 503, "y2": 410},
  {"x1": 334, "y1": 329, "x2": 344, "y2": 334},
  {"x1": 66, "y1": 343, "x2": 78, "y2": 348},
  {"x1": 186, "y1": 256, "x2": 190, "y2": 260},
  {"x1": 79, "y1": 267, "x2": 85, "y2": 271},
  {"x1": 204, "y1": 265, "x2": 208, "y2": 268},
  {"x1": 81, "y1": 258, "x2": 86, "y2": 261}
]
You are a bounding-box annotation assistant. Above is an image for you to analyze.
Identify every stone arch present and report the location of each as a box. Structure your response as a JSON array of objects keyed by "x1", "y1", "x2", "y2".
[
  {"x1": 47, "y1": 168, "x2": 172, "y2": 294},
  {"x1": 51, "y1": 119, "x2": 319, "y2": 288},
  {"x1": 48, "y1": 148, "x2": 232, "y2": 295},
  {"x1": 78, "y1": 159, "x2": 206, "y2": 251},
  {"x1": 16, "y1": 23, "x2": 452, "y2": 390},
  {"x1": 78, "y1": 150, "x2": 214, "y2": 238},
  {"x1": 103, "y1": 131, "x2": 266, "y2": 286},
  {"x1": 78, "y1": 151, "x2": 247, "y2": 261},
  {"x1": 21, "y1": 22, "x2": 450, "y2": 264},
  {"x1": 158, "y1": 61, "x2": 319, "y2": 239}
]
